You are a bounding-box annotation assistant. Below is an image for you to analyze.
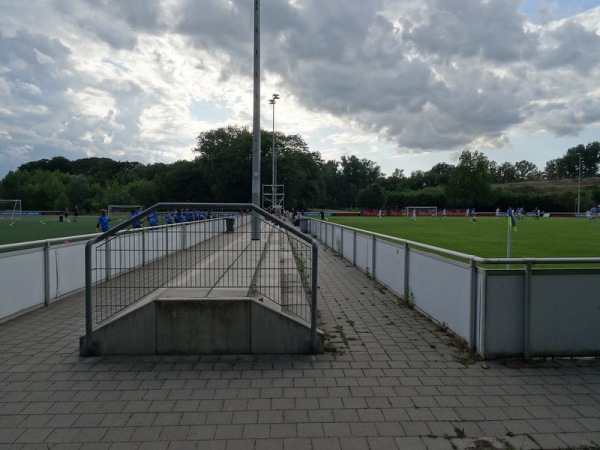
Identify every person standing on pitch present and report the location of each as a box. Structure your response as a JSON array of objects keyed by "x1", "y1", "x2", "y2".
[
  {"x1": 96, "y1": 209, "x2": 111, "y2": 232},
  {"x1": 129, "y1": 208, "x2": 142, "y2": 228}
]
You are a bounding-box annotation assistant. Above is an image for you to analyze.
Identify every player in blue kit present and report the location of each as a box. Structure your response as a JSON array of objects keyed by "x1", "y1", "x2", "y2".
[{"x1": 96, "y1": 209, "x2": 111, "y2": 232}]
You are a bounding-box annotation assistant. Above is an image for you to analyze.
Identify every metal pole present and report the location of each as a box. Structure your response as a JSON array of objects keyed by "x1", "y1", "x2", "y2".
[
  {"x1": 269, "y1": 94, "x2": 279, "y2": 209},
  {"x1": 310, "y1": 241, "x2": 319, "y2": 353},
  {"x1": 44, "y1": 241, "x2": 51, "y2": 306},
  {"x1": 84, "y1": 241, "x2": 95, "y2": 355},
  {"x1": 251, "y1": 0, "x2": 261, "y2": 240},
  {"x1": 523, "y1": 262, "x2": 532, "y2": 359},
  {"x1": 469, "y1": 259, "x2": 478, "y2": 352},
  {"x1": 272, "y1": 97, "x2": 275, "y2": 209},
  {"x1": 577, "y1": 153, "x2": 581, "y2": 214}
]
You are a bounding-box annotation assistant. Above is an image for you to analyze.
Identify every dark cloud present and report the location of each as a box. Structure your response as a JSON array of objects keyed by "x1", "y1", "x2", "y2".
[
  {"x1": 535, "y1": 21, "x2": 600, "y2": 74},
  {"x1": 401, "y1": 0, "x2": 538, "y2": 62}
]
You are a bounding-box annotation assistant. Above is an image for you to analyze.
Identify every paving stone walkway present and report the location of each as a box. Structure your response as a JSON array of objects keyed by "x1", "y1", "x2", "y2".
[{"x1": 0, "y1": 243, "x2": 599, "y2": 449}]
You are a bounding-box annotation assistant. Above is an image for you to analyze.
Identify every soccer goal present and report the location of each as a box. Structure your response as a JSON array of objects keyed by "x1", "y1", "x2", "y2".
[
  {"x1": 0, "y1": 199, "x2": 22, "y2": 219},
  {"x1": 107, "y1": 205, "x2": 143, "y2": 217},
  {"x1": 405, "y1": 206, "x2": 438, "y2": 217}
]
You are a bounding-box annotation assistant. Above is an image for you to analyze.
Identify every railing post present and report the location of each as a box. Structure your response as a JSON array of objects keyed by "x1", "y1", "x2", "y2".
[
  {"x1": 332, "y1": 223, "x2": 335, "y2": 251},
  {"x1": 523, "y1": 262, "x2": 532, "y2": 358},
  {"x1": 372, "y1": 235, "x2": 377, "y2": 279},
  {"x1": 105, "y1": 239, "x2": 112, "y2": 281},
  {"x1": 142, "y1": 227, "x2": 146, "y2": 266},
  {"x1": 469, "y1": 259, "x2": 478, "y2": 352},
  {"x1": 403, "y1": 243, "x2": 410, "y2": 295},
  {"x1": 44, "y1": 241, "x2": 51, "y2": 306},
  {"x1": 310, "y1": 241, "x2": 319, "y2": 353},
  {"x1": 353, "y1": 229, "x2": 357, "y2": 266},
  {"x1": 84, "y1": 241, "x2": 95, "y2": 355}
]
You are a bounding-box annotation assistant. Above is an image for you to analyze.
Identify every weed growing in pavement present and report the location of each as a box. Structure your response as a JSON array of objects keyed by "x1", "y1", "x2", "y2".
[{"x1": 397, "y1": 288, "x2": 415, "y2": 309}]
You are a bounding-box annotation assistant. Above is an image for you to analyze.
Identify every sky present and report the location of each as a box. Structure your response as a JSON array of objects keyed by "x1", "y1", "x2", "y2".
[{"x1": 0, "y1": 0, "x2": 599, "y2": 180}]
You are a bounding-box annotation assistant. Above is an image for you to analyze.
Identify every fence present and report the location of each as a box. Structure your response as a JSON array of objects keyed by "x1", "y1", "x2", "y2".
[
  {"x1": 3, "y1": 209, "x2": 598, "y2": 359},
  {"x1": 308, "y1": 218, "x2": 600, "y2": 359},
  {"x1": 0, "y1": 234, "x2": 96, "y2": 321},
  {"x1": 84, "y1": 203, "x2": 318, "y2": 354}
]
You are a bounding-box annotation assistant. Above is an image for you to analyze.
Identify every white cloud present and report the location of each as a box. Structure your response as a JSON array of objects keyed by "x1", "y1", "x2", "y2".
[{"x1": 0, "y1": 0, "x2": 599, "y2": 179}]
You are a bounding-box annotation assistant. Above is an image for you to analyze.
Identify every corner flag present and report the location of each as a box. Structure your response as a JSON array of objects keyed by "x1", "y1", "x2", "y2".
[
  {"x1": 507, "y1": 208, "x2": 517, "y2": 232},
  {"x1": 506, "y1": 207, "x2": 517, "y2": 266}
]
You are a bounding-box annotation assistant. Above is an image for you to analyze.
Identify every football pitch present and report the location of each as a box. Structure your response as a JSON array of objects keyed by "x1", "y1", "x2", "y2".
[
  {"x1": 1, "y1": 213, "x2": 599, "y2": 261},
  {"x1": 0, "y1": 215, "x2": 113, "y2": 246},
  {"x1": 326, "y1": 215, "x2": 600, "y2": 260}
]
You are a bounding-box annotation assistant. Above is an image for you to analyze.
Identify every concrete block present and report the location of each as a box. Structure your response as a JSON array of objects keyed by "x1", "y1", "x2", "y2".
[
  {"x1": 156, "y1": 299, "x2": 251, "y2": 354},
  {"x1": 81, "y1": 302, "x2": 157, "y2": 355},
  {"x1": 251, "y1": 301, "x2": 323, "y2": 354}
]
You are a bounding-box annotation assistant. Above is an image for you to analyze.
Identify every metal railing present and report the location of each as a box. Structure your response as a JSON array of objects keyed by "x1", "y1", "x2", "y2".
[
  {"x1": 84, "y1": 203, "x2": 318, "y2": 354},
  {"x1": 309, "y1": 218, "x2": 600, "y2": 358}
]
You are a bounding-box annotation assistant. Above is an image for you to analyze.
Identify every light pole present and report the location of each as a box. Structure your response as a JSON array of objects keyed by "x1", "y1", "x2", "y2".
[
  {"x1": 251, "y1": 0, "x2": 261, "y2": 239},
  {"x1": 269, "y1": 93, "x2": 279, "y2": 210},
  {"x1": 577, "y1": 153, "x2": 582, "y2": 214}
]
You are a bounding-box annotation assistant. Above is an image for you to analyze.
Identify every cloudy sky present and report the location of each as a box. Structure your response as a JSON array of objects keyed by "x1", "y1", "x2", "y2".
[{"x1": 1, "y1": 0, "x2": 599, "y2": 179}]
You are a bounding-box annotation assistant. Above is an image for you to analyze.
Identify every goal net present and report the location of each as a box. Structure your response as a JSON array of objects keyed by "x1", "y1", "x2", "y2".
[
  {"x1": 405, "y1": 206, "x2": 438, "y2": 217},
  {"x1": 0, "y1": 199, "x2": 22, "y2": 219},
  {"x1": 107, "y1": 205, "x2": 143, "y2": 217}
]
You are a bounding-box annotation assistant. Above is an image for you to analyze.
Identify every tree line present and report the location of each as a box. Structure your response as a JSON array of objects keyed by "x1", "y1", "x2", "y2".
[{"x1": 0, "y1": 125, "x2": 598, "y2": 213}]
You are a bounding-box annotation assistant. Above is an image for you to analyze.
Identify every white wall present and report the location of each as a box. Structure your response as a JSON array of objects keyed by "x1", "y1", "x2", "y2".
[{"x1": 309, "y1": 218, "x2": 600, "y2": 358}]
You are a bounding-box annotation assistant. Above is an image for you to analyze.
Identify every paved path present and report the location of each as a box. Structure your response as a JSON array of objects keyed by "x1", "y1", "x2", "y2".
[{"x1": 0, "y1": 243, "x2": 599, "y2": 449}]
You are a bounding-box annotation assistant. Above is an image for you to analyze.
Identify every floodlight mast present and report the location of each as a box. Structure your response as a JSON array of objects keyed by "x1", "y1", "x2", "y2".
[
  {"x1": 269, "y1": 94, "x2": 280, "y2": 211},
  {"x1": 251, "y1": 0, "x2": 261, "y2": 239}
]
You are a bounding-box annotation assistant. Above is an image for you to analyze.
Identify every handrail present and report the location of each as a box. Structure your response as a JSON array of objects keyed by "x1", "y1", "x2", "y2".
[
  {"x1": 84, "y1": 202, "x2": 319, "y2": 355},
  {"x1": 314, "y1": 220, "x2": 600, "y2": 267},
  {"x1": 0, "y1": 233, "x2": 98, "y2": 253}
]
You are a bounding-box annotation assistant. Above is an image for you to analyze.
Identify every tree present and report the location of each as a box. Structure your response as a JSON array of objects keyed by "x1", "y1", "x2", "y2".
[
  {"x1": 356, "y1": 183, "x2": 387, "y2": 209},
  {"x1": 67, "y1": 175, "x2": 92, "y2": 210},
  {"x1": 495, "y1": 162, "x2": 517, "y2": 183},
  {"x1": 319, "y1": 160, "x2": 341, "y2": 208},
  {"x1": 194, "y1": 126, "x2": 253, "y2": 202},
  {"x1": 514, "y1": 160, "x2": 541, "y2": 181},
  {"x1": 156, "y1": 160, "x2": 209, "y2": 202},
  {"x1": 544, "y1": 142, "x2": 600, "y2": 179},
  {"x1": 127, "y1": 179, "x2": 159, "y2": 207},
  {"x1": 193, "y1": 126, "x2": 324, "y2": 206},
  {"x1": 445, "y1": 151, "x2": 495, "y2": 208},
  {"x1": 406, "y1": 170, "x2": 427, "y2": 190},
  {"x1": 425, "y1": 163, "x2": 454, "y2": 187},
  {"x1": 275, "y1": 142, "x2": 323, "y2": 209},
  {"x1": 338, "y1": 155, "x2": 383, "y2": 204}
]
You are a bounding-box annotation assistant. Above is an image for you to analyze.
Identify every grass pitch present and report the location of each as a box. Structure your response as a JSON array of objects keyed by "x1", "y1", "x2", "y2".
[
  {"x1": 0, "y1": 215, "x2": 112, "y2": 246},
  {"x1": 326, "y1": 215, "x2": 599, "y2": 260},
  {"x1": 1, "y1": 213, "x2": 598, "y2": 262}
]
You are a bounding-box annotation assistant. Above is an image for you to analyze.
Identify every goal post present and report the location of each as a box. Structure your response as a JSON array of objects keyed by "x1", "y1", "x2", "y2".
[
  {"x1": 107, "y1": 205, "x2": 143, "y2": 217},
  {"x1": 0, "y1": 199, "x2": 22, "y2": 219},
  {"x1": 405, "y1": 206, "x2": 438, "y2": 217}
]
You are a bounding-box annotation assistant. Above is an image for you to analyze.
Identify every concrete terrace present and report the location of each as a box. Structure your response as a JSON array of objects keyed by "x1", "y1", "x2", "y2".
[{"x1": 0, "y1": 242, "x2": 599, "y2": 449}]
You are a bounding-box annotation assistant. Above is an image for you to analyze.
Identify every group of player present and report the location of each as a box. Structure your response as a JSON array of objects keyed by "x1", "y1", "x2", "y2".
[
  {"x1": 164, "y1": 208, "x2": 212, "y2": 225},
  {"x1": 403, "y1": 207, "x2": 544, "y2": 222},
  {"x1": 60, "y1": 206, "x2": 80, "y2": 223},
  {"x1": 97, "y1": 207, "x2": 214, "y2": 233},
  {"x1": 586, "y1": 206, "x2": 599, "y2": 222}
]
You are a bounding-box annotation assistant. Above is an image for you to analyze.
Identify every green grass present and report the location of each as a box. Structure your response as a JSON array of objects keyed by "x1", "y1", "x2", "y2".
[
  {"x1": 0, "y1": 215, "x2": 110, "y2": 246},
  {"x1": 2, "y1": 213, "x2": 599, "y2": 267},
  {"x1": 326, "y1": 215, "x2": 600, "y2": 261}
]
